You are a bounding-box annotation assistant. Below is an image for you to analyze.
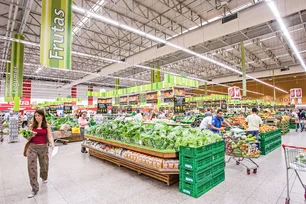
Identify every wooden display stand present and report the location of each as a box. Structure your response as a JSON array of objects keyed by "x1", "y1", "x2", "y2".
[
  {"x1": 83, "y1": 136, "x2": 179, "y2": 185},
  {"x1": 66, "y1": 134, "x2": 82, "y2": 142},
  {"x1": 85, "y1": 135, "x2": 178, "y2": 158}
]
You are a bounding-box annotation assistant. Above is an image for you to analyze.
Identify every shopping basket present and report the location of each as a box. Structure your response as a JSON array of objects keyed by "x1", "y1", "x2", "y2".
[{"x1": 283, "y1": 144, "x2": 306, "y2": 204}]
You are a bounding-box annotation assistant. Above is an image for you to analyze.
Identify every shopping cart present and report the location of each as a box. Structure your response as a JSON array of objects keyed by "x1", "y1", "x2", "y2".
[
  {"x1": 283, "y1": 144, "x2": 306, "y2": 204},
  {"x1": 224, "y1": 134, "x2": 260, "y2": 175}
]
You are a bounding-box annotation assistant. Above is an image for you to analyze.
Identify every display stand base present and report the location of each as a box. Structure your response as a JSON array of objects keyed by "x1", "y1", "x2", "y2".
[{"x1": 85, "y1": 146, "x2": 179, "y2": 185}]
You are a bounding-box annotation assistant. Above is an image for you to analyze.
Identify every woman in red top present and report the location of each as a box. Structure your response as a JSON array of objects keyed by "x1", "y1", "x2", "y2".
[{"x1": 27, "y1": 110, "x2": 54, "y2": 198}]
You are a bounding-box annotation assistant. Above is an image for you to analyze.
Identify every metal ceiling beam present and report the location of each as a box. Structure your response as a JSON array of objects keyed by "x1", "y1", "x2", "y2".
[
  {"x1": 266, "y1": 22, "x2": 297, "y2": 64},
  {"x1": 252, "y1": 38, "x2": 282, "y2": 67}
]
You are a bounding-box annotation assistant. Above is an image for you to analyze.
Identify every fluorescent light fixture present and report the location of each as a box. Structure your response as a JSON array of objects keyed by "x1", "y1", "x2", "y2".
[
  {"x1": 145, "y1": 34, "x2": 166, "y2": 44},
  {"x1": 120, "y1": 24, "x2": 146, "y2": 36},
  {"x1": 265, "y1": 0, "x2": 306, "y2": 71},
  {"x1": 72, "y1": 0, "x2": 106, "y2": 35}
]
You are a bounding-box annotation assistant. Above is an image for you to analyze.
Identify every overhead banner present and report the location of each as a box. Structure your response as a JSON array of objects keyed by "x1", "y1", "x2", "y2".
[
  {"x1": 4, "y1": 62, "x2": 12, "y2": 102},
  {"x1": 40, "y1": 0, "x2": 72, "y2": 69},
  {"x1": 10, "y1": 34, "x2": 24, "y2": 98}
]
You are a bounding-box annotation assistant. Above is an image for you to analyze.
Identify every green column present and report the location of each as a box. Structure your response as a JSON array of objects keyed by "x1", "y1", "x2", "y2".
[
  {"x1": 155, "y1": 66, "x2": 161, "y2": 82},
  {"x1": 241, "y1": 41, "x2": 246, "y2": 97},
  {"x1": 115, "y1": 78, "x2": 120, "y2": 90},
  {"x1": 273, "y1": 69, "x2": 276, "y2": 101},
  {"x1": 151, "y1": 67, "x2": 155, "y2": 83},
  {"x1": 4, "y1": 62, "x2": 12, "y2": 102}
]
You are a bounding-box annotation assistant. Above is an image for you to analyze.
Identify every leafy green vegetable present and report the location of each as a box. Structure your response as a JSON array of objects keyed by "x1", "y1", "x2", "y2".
[
  {"x1": 86, "y1": 120, "x2": 223, "y2": 151},
  {"x1": 19, "y1": 130, "x2": 37, "y2": 139}
]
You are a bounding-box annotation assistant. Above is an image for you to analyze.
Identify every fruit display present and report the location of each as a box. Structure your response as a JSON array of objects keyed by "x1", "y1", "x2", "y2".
[
  {"x1": 226, "y1": 116, "x2": 247, "y2": 129},
  {"x1": 224, "y1": 133, "x2": 260, "y2": 158},
  {"x1": 83, "y1": 140, "x2": 179, "y2": 169},
  {"x1": 2, "y1": 121, "x2": 9, "y2": 127},
  {"x1": 259, "y1": 124, "x2": 276, "y2": 133},
  {"x1": 18, "y1": 129, "x2": 37, "y2": 139},
  {"x1": 85, "y1": 120, "x2": 223, "y2": 151}
]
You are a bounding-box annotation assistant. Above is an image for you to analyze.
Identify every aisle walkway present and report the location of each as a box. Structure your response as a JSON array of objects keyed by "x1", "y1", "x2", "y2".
[{"x1": 1, "y1": 131, "x2": 306, "y2": 204}]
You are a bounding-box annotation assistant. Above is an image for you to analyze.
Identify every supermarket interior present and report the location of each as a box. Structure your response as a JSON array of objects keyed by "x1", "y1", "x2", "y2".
[{"x1": 1, "y1": 0, "x2": 306, "y2": 204}]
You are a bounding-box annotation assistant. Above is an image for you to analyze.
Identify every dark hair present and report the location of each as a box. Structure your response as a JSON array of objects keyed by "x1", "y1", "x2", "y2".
[
  {"x1": 32, "y1": 109, "x2": 48, "y2": 129},
  {"x1": 137, "y1": 109, "x2": 140, "y2": 114},
  {"x1": 252, "y1": 108, "x2": 258, "y2": 113},
  {"x1": 217, "y1": 109, "x2": 222, "y2": 114}
]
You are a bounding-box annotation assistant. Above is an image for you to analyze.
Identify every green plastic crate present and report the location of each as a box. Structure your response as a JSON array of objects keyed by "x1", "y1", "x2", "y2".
[
  {"x1": 180, "y1": 154, "x2": 212, "y2": 171},
  {"x1": 179, "y1": 178, "x2": 212, "y2": 198},
  {"x1": 212, "y1": 150, "x2": 225, "y2": 164},
  {"x1": 179, "y1": 144, "x2": 212, "y2": 158},
  {"x1": 180, "y1": 161, "x2": 224, "y2": 184},
  {"x1": 261, "y1": 138, "x2": 282, "y2": 155},
  {"x1": 211, "y1": 141, "x2": 225, "y2": 153},
  {"x1": 180, "y1": 167, "x2": 211, "y2": 184},
  {"x1": 211, "y1": 170, "x2": 225, "y2": 187}
]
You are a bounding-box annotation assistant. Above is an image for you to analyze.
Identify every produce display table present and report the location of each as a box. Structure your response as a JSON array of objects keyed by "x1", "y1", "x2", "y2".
[
  {"x1": 52, "y1": 131, "x2": 83, "y2": 144},
  {"x1": 84, "y1": 135, "x2": 179, "y2": 185}
]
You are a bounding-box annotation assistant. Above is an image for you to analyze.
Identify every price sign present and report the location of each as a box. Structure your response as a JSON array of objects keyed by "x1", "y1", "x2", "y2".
[
  {"x1": 126, "y1": 106, "x2": 132, "y2": 114},
  {"x1": 63, "y1": 102, "x2": 72, "y2": 114},
  {"x1": 49, "y1": 105, "x2": 57, "y2": 114},
  {"x1": 174, "y1": 96, "x2": 186, "y2": 113},
  {"x1": 97, "y1": 103, "x2": 107, "y2": 114}
]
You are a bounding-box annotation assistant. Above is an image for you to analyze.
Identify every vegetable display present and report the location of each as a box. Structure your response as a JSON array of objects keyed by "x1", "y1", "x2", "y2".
[
  {"x1": 19, "y1": 130, "x2": 37, "y2": 139},
  {"x1": 86, "y1": 121, "x2": 223, "y2": 151},
  {"x1": 2, "y1": 121, "x2": 9, "y2": 127},
  {"x1": 46, "y1": 115, "x2": 79, "y2": 130}
]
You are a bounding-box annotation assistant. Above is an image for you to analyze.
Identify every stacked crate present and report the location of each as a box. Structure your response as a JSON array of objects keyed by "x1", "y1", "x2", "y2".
[
  {"x1": 260, "y1": 129, "x2": 282, "y2": 155},
  {"x1": 179, "y1": 141, "x2": 225, "y2": 198}
]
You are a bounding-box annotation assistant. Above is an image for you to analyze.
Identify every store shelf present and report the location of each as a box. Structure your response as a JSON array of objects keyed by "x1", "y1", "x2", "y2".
[
  {"x1": 85, "y1": 135, "x2": 178, "y2": 158},
  {"x1": 82, "y1": 144, "x2": 179, "y2": 185}
]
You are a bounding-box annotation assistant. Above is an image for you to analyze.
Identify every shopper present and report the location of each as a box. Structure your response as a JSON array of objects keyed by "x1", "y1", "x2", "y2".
[
  {"x1": 134, "y1": 109, "x2": 143, "y2": 121},
  {"x1": 298, "y1": 109, "x2": 305, "y2": 132},
  {"x1": 200, "y1": 112, "x2": 212, "y2": 130},
  {"x1": 245, "y1": 108, "x2": 263, "y2": 139},
  {"x1": 22, "y1": 113, "x2": 28, "y2": 128},
  {"x1": 210, "y1": 110, "x2": 232, "y2": 133},
  {"x1": 27, "y1": 109, "x2": 54, "y2": 198},
  {"x1": 79, "y1": 112, "x2": 89, "y2": 153}
]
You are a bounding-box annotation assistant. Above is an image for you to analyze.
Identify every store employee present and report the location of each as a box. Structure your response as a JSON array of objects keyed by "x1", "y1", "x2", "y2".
[{"x1": 210, "y1": 110, "x2": 231, "y2": 133}]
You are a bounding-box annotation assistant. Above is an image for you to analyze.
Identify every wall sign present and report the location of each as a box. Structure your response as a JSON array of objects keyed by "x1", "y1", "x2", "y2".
[
  {"x1": 228, "y1": 86, "x2": 241, "y2": 99},
  {"x1": 146, "y1": 92, "x2": 158, "y2": 104},
  {"x1": 290, "y1": 88, "x2": 302, "y2": 99}
]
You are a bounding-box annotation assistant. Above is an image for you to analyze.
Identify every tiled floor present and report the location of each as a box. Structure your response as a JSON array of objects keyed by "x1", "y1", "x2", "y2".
[{"x1": 1, "y1": 130, "x2": 306, "y2": 204}]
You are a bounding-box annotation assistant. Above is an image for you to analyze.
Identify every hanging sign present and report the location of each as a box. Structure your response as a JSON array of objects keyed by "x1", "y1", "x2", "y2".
[
  {"x1": 146, "y1": 92, "x2": 158, "y2": 104},
  {"x1": 290, "y1": 88, "x2": 302, "y2": 99},
  {"x1": 63, "y1": 102, "x2": 72, "y2": 114},
  {"x1": 10, "y1": 34, "x2": 24, "y2": 97},
  {"x1": 228, "y1": 86, "x2": 241, "y2": 99},
  {"x1": 4, "y1": 62, "x2": 12, "y2": 102},
  {"x1": 49, "y1": 105, "x2": 58, "y2": 114},
  {"x1": 40, "y1": 0, "x2": 72, "y2": 69},
  {"x1": 97, "y1": 98, "x2": 108, "y2": 114},
  {"x1": 174, "y1": 96, "x2": 186, "y2": 113}
]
